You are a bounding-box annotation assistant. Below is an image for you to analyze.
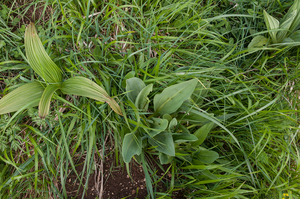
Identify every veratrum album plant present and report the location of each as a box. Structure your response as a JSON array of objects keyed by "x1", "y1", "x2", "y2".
[
  {"x1": 0, "y1": 23, "x2": 122, "y2": 117},
  {"x1": 249, "y1": 0, "x2": 300, "y2": 48}
]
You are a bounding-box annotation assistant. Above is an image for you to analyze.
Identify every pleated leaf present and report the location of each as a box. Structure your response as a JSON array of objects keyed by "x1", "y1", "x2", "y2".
[
  {"x1": 0, "y1": 82, "x2": 44, "y2": 115},
  {"x1": 263, "y1": 10, "x2": 279, "y2": 44},
  {"x1": 277, "y1": 10, "x2": 297, "y2": 42},
  {"x1": 281, "y1": 0, "x2": 300, "y2": 34},
  {"x1": 39, "y1": 84, "x2": 61, "y2": 119},
  {"x1": 25, "y1": 23, "x2": 62, "y2": 83},
  {"x1": 61, "y1": 76, "x2": 122, "y2": 115}
]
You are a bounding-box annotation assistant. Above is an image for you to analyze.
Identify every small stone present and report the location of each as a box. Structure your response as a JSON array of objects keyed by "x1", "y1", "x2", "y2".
[{"x1": 132, "y1": 190, "x2": 136, "y2": 195}]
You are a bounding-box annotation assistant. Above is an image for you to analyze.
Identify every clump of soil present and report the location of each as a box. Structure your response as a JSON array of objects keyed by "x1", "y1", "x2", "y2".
[
  {"x1": 63, "y1": 155, "x2": 148, "y2": 199},
  {"x1": 102, "y1": 158, "x2": 148, "y2": 199}
]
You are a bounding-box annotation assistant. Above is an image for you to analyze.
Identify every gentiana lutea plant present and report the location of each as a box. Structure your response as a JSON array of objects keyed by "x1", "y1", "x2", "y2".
[{"x1": 0, "y1": 23, "x2": 122, "y2": 117}]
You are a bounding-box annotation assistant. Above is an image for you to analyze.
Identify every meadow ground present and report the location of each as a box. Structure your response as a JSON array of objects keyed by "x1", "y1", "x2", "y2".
[{"x1": 0, "y1": 0, "x2": 300, "y2": 198}]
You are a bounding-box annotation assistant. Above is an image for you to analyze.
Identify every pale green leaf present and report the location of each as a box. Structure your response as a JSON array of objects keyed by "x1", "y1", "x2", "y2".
[
  {"x1": 277, "y1": 10, "x2": 297, "y2": 42},
  {"x1": 154, "y1": 79, "x2": 198, "y2": 114},
  {"x1": 0, "y1": 82, "x2": 44, "y2": 115},
  {"x1": 25, "y1": 23, "x2": 62, "y2": 83},
  {"x1": 121, "y1": 71, "x2": 135, "y2": 88},
  {"x1": 148, "y1": 132, "x2": 175, "y2": 156},
  {"x1": 61, "y1": 76, "x2": 122, "y2": 115},
  {"x1": 263, "y1": 10, "x2": 279, "y2": 43},
  {"x1": 122, "y1": 133, "x2": 142, "y2": 163},
  {"x1": 159, "y1": 153, "x2": 173, "y2": 165},
  {"x1": 126, "y1": 77, "x2": 146, "y2": 102},
  {"x1": 149, "y1": 118, "x2": 168, "y2": 137},
  {"x1": 135, "y1": 84, "x2": 153, "y2": 111},
  {"x1": 281, "y1": 0, "x2": 300, "y2": 33},
  {"x1": 38, "y1": 84, "x2": 61, "y2": 119},
  {"x1": 168, "y1": 118, "x2": 177, "y2": 131},
  {"x1": 248, "y1": 35, "x2": 269, "y2": 48}
]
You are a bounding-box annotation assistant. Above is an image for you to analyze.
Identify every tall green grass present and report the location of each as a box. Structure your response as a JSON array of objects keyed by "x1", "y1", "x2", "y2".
[{"x1": 0, "y1": 0, "x2": 299, "y2": 198}]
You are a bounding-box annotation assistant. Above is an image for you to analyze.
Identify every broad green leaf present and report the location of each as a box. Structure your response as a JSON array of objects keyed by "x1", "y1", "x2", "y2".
[
  {"x1": 163, "y1": 114, "x2": 172, "y2": 122},
  {"x1": 154, "y1": 79, "x2": 198, "y2": 114},
  {"x1": 122, "y1": 133, "x2": 142, "y2": 163},
  {"x1": 126, "y1": 77, "x2": 146, "y2": 102},
  {"x1": 0, "y1": 82, "x2": 44, "y2": 115},
  {"x1": 277, "y1": 10, "x2": 297, "y2": 42},
  {"x1": 148, "y1": 132, "x2": 175, "y2": 156},
  {"x1": 159, "y1": 153, "x2": 173, "y2": 165},
  {"x1": 149, "y1": 118, "x2": 169, "y2": 137},
  {"x1": 281, "y1": 0, "x2": 300, "y2": 34},
  {"x1": 38, "y1": 84, "x2": 61, "y2": 119},
  {"x1": 135, "y1": 84, "x2": 153, "y2": 111},
  {"x1": 122, "y1": 71, "x2": 135, "y2": 88},
  {"x1": 193, "y1": 149, "x2": 219, "y2": 164},
  {"x1": 25, "y1": 23, "x2": 62, "y2": 83},
  {"x1": 168, "y1": 118, "x2": 177, "y2": 131},
  {"x1": 173, "y1": 132, "x2": 198, "y2": 143},
  {"x1": 61, "y1": 76, "x2": 122, "y2": 115},
  {"x1": 193, "y1": 122, "x2": 214, "y2": 146},
  {"x1": 263, "y1": 10, "x2": 279, "y2": 44},
  {"x1": 248, "y1": 35, "x2": 269, "y2": 48}
]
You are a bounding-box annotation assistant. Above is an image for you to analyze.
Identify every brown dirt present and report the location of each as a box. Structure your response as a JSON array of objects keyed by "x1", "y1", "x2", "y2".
[
  {"x1": 5, "y1": 0, "x2": 53, "y2": 30},
  {"x1": 63, "y1": 153, "x2": 182, "y2": 199},
  {"x1": 64, "y1": 155, "x2": 148, "y2": 199},
  {"x1": 102, "y1": 158, "x2": 148, "y2": 199}
]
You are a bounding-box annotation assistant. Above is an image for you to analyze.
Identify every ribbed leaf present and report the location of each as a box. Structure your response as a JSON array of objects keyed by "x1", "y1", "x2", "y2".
[
  {"x1": 281, "y1": 0, "x2": 300, "y2": 34},
  {"x1": 25, "y1": 23, "x2": 62, "y2": 83},
  {"x1": 263, "y1": 10, "x2": 279, "y2": 44},
  {"x1": 39, "y1": 85, "x2": 61, "y2": 119},
  {"x1": 0, "y1": 82, "x2": 44, "y2": 115},
  {"x1": 277, "y1": 10, "x2": 297, "y2": 42},
  {"x1": 61, "y1": 76, "x2": 122, "y2": 115}
]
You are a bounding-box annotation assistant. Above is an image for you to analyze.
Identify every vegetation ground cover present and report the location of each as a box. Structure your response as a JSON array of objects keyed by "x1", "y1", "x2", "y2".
[{"x1": 0, "y1": 0, "x2": 300, "y2": 198}]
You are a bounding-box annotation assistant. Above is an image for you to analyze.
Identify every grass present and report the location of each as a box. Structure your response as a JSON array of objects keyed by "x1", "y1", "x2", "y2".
[{"x1": 0, "y1": 0, "x2": 299, "y2": 198}]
